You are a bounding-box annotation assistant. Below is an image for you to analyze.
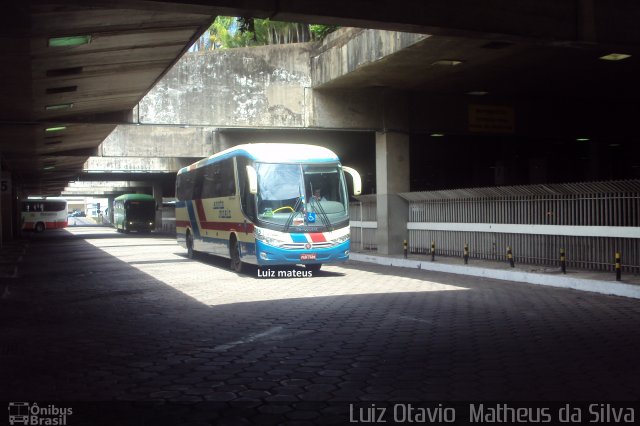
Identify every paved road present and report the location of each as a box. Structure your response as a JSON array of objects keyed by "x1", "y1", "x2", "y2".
[{"x1": 1, "y1": 226, "x2": 639, "y2": 424}]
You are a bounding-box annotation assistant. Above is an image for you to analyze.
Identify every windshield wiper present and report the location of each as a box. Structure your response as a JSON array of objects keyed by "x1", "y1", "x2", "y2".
[
  {"x1": 283, "y1": 196, "x2": 303, "y2": 232},
  {"x1": 310, "y1": 196, "x2": 333, "y2": 232}
]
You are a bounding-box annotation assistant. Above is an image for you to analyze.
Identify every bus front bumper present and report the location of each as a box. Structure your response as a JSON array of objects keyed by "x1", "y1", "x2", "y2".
[{"x1": 255, "y1": 240, "x2": 350, "y2": 266}]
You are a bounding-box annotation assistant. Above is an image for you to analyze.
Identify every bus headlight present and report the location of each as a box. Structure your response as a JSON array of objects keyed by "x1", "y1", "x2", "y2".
[
  {"x1": 254, "y1": 228, "x2": 281, "y2": 246},
  {"x1": 333, "y1": 233, "x2": 350, "y2": 244}
]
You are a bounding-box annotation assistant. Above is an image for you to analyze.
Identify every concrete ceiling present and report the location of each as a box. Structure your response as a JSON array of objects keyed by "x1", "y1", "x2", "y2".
[
  {"x1": 1, "y1": 1, "x2": 217, "y2": 195},
  {"x1": 2, "y1": 1, "x2": 640, "y2": 195},
  {"x1": 316, "y1": 34, "x2": 640, "y2": 104}
]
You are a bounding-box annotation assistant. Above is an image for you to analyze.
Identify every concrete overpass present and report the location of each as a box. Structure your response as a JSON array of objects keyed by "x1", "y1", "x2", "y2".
[
  {"x1": 62, "y1": 23, "x2": 640, "y2": 255},
  {"x1": 3, "y1": 0, "x2": 640, "y2": 194}
]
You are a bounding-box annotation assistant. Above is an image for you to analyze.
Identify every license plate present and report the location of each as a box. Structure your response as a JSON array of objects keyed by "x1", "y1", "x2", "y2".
[{"x1": 300, "y1": 253, "x2": 316, "y2": 261}]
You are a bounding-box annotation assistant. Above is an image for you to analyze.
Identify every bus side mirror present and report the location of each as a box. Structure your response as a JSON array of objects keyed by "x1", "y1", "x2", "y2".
[
  {"x1": 342, "y1": 166, "x2": 362, "y2": 196},
  {"x1": 246, "y1": 165, "x2": 258, "y2": 194}
]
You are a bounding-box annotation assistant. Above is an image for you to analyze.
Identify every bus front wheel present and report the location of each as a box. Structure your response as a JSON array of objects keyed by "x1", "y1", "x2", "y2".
[
  {"x1": 186, "y1": 231, "x2": 195, "y2": 259},
  {"x1": 35, "y1": 222, "x2": 45, "y2": 233},
  {"x1": 230, "y1": 237, "x2": 243, "y2": 273},
  {"x1": 306, "y1": 263, "x2": 321, "y2": 273}
]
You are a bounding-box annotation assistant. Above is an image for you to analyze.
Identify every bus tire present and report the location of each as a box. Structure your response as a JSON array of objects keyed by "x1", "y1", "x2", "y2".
[
  {"x1": 230, "y1": 237, "x2": 243, "y2": 273},
  {"x1": 35, "y1": 222, "x2": 45, "y2": 233},
  {"x1": 186, "y1": 231, "x2": 195, "y2": 259},
  {"x1": 306, "y1": 263, "x2": 321, "y2": 273}
]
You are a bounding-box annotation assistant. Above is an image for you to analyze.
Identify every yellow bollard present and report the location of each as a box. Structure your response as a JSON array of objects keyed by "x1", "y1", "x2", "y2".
[
  {"x1": 507, "y1": 246, "x2": 514, "y2": 267},
  {"x1": 463, "y1": 242, "x2": 469, "y2": 264}
]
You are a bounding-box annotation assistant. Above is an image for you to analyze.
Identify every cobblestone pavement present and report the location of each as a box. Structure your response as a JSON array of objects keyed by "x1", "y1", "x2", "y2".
[{"x1": 2, "y1": 227, "x2": 640, "y2": 424}]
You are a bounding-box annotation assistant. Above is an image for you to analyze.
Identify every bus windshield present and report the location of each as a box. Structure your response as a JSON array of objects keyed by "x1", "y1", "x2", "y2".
[
  {"x1": 256, "y1": 162, "x2": 348, "y2": 230},
  {"x1": 125, "y1": 200, "x2": 155, "y2": 220}
]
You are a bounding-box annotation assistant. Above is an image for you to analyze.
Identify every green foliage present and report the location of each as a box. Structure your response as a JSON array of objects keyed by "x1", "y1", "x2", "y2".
[
  {"x1": 310, "y1": 24, "x2": 340, "y2": 40},
  {"x1": 208, "y1": 16, "x2": 339, "y2": 49},
  {"x1": 209, "y1": 16, "x2": 255, "y2": 49}
]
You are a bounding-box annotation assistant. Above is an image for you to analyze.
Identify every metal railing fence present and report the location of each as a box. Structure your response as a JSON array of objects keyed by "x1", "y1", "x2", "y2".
[
  {"x1": 349, "y1": 196, "x2": 377, "y2": 251},
  {"x1": 350, "y1": 180, "x2": 640, "y2": 272}
]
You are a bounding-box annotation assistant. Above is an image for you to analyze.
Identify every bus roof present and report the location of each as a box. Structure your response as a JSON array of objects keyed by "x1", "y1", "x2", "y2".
[
  {"x1": 114, "y1": 193, "x2": 154, "y2": 201},
  {"x1": 178, "y1": 143, "x2": 340, "y2": 175}
]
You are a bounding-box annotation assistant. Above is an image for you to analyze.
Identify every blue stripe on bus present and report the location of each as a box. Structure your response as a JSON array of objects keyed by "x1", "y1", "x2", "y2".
[
  {"x1": 290, "y1": 233, "x2": 308, "y2": 243},
  {"x1": 186, "y1": 200, "x2": 200, "y2": 239},
  {"x1": 175, "y1": 201, "x2": 186, "y2": 208}
]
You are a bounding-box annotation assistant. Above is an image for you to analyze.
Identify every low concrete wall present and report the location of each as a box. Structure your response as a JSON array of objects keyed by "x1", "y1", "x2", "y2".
[
  {"x1": 100, "y1": 125, "x2": 214, "y2": 158},
  {"x1": 138, "y1": 44, "x2": 314, "y2": 128}
]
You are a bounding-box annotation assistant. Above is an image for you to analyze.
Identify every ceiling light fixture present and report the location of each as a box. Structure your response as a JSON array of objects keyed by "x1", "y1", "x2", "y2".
[
  {"x1": 48, "y1": 35, "x2": 91, "y2": 48},
  {"x1": 430, "y1": 133, "x2": 445, "y2": 137},
  {"x1": 45, "y1": 126, "x2": 67, "y2": 132},
  {"x1": 599, "y1": 53, "x2": 631, "y2": 61},
  {"x1": 467, "y1": 91, "x2": 488, "y2": 96},
  {"x1": 576, "y1": 137, "x2": 590, "y2": 142},
  {"x1": 431, "y1": 60, "x2": 462, "y2": 66},
  {"x1": 45, "y1": 103, "x2": 73, "y2": 111}
]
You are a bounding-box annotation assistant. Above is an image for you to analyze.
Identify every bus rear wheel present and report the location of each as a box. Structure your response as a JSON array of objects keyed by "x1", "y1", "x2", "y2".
[
  {"x1": 35, "y1": 222, "x2": 45, "y2": 233},
  {"x1": 230, "y1": 237, "x2": 243, "y2": 273}
]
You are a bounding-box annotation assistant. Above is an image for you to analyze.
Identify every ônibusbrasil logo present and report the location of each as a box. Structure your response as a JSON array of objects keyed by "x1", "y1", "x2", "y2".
[{"x1": 8, "y1": 402, "x2": 73, "y2": 425}]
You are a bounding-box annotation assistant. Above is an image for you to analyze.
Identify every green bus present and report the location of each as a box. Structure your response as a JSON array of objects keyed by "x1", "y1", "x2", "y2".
[{"x1": 113, "y1": 194, "x2": 156, "y2": 233}]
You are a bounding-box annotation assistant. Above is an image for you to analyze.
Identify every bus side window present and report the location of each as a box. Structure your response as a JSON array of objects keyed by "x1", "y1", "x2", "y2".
[{"x1": 236, "y1": 157, "x2": 256, "y2": 220}]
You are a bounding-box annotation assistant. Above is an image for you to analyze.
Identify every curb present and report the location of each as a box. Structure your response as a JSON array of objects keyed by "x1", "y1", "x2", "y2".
[{"x1": 349, "y1": 253, "x2": 640, "y2": 300}]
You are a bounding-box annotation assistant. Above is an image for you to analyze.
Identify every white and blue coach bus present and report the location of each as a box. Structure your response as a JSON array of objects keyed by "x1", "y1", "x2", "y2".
[{"x1": 175, "y1": 143, "x2": 361, "y2": 273}]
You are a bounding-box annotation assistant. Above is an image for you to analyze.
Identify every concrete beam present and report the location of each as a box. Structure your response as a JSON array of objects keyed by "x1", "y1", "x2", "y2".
[
  {"x1": 311, "y1": 29, "x2": 428, "y2": 88},
  {"x1": 181, "y1": 0, "x2": 640, "y2": 45},
  {"x1": 83, "y1": 157, "x2": 194, "y2": 173},
  {"x1": 100, "y1": 125, "x2": 214, "y2": 158}
]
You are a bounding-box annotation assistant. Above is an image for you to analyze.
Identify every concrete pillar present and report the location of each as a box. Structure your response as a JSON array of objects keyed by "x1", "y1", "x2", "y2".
[
  {"x1": 375, "y1": 131, "x2": 410, "y2": 255},
  {"x1": 1, "y1": 167, "x2": 13, "y2": 246},
  {"x1": 107, "y1": 196, "x2": 115, "y2": 224},
  {"x1": 152, "y1": 181, "x2": 163, "y2": 231},
  {"x1": 0, "y1": 158, "x2": 3, "y2": 247},
  {"x1": 587, "y1": 140, "x2": 600, "y2": 180}
]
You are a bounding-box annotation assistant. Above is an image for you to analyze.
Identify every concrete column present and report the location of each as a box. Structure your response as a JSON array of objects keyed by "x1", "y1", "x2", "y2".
[
  {"x1": 1, "y1": 167, "x2": 13, "y2": 245},
  {"x1": 152, "y1": 181, "x2": 163, "y2": 231},
  {"x1": 0, "y1": 158, "x2": 3, "y2": 247},
  {"x1": 375, "y1": 131, "x2": 410, "y2": 255},
  {"x1": 107, "y1": 196, "x2": 115, "y2": 224}
]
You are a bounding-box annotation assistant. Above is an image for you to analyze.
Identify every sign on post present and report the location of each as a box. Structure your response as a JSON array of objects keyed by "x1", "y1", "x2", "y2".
[
  {"x1": 469, "y1": 104, "x2": 515, "y2": 133},
  {"x1": 0, "y1": 177, "x2": 10, "y2": 193}
]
